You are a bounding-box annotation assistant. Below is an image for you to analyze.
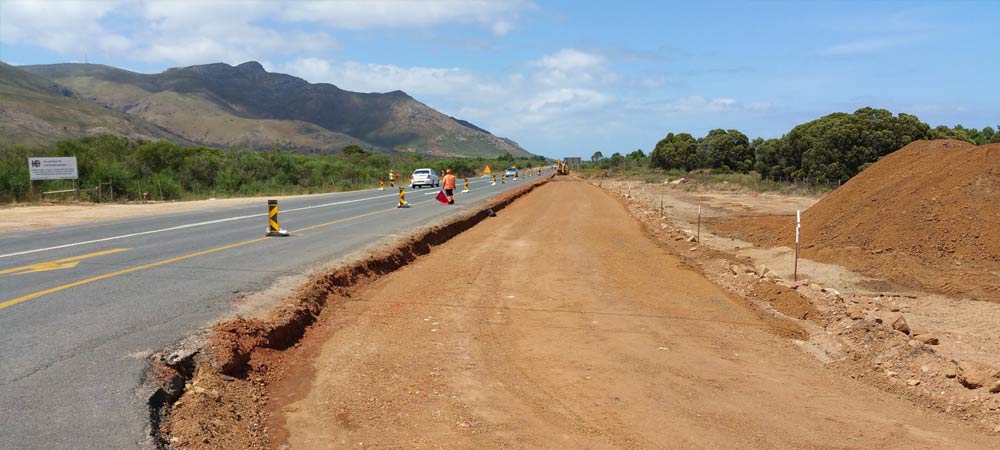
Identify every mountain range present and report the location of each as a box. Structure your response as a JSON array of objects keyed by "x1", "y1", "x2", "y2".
[{"x1": 0, "y1": 61, "x2": 530, "y2": 157}]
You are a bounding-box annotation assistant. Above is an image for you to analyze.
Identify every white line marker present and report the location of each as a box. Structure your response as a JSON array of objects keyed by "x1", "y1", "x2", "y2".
[
  {"x1": 2, "y1": 192, "x2": 394, "y2": 259},
  {"x1": 1, "y1": 176, "x2": 511, "y2": 259}
]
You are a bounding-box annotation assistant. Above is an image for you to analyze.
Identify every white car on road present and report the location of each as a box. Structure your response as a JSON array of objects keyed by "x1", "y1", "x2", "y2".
[
  {"x1": 410, "y1": 168, "x2": 440, "y2": 188},
  {"x1": 504, "y1": 167, "x2": 518, "y2": 177}
]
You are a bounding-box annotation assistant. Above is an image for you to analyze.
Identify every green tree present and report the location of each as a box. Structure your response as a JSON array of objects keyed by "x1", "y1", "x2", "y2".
[
  {"x1": 765, "y1": 107, "x2": 930, "y2": 183},
  {"x1": 626, "y1": 149, "x2": 645, "y2": 160},
  {"x1": 339, "y1": 144, "x2": 370, "y2": 156},
  {"x1": 600, "y1": 152, "x2": 625, "y2": 169},
  {"x1": 699, "y1": 129, "x2": 752, "y2": 172},
  {"x1": 980, "y1": 126, "x2": 995, "y2": 144},
  {"x1": 591, "y1": 151, "x2": 604, "y2": 162},
  {"x1": 650, "y1": 133, "x2": 699, "y2": 170}
]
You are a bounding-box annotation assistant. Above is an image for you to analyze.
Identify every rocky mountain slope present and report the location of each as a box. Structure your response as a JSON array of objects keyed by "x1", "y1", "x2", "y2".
[
  {"x1": 0, "y1": 62, "x2": 186, "y2": 145},
  {"x1": 17, "y1": 62, "x2": 530, "y2": 157}
]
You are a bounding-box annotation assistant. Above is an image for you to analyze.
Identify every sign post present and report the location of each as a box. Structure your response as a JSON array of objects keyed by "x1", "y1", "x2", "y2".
[{"x1": 28, "y1": 157, "x2": 79, "y2": 202}]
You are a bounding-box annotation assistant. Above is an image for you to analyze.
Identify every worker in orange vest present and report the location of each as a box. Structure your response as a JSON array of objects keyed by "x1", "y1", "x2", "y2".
[{"x1": 442, "y1": 169, "x2": 457, "y2": 205}]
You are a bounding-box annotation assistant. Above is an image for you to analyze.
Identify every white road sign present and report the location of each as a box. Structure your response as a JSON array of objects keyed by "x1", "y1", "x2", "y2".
[{"x1": 28, "y1": 157, "x2": 78, "y2": 180}]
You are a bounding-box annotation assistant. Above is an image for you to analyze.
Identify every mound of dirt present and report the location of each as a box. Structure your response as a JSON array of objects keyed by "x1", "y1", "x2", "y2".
[
  {"x1": 749, "y1": 282, "x2": 819, "y2": 320},
  {"x1": 714, "y1": 139, "x2": 1000, "y2": 301}
]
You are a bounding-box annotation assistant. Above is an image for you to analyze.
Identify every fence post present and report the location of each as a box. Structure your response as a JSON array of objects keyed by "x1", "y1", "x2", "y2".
[
  {"x1": 697, "y1": 205, "x2": 701, "y2": 243},
  {"x1": 794, "y1": 209, "x2": 801, "y2": 281}
]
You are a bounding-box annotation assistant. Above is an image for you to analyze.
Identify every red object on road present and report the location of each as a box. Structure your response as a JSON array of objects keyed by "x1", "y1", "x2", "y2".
[{"x1": 435, "y1": 190, "x2": 449, "y2": 204}]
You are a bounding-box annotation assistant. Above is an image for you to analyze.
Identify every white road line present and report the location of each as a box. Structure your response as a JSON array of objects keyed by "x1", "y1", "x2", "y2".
[
  {"x1": 0, "y1": 175, "x2": 521, "y2": 259},
  {"x1": 1, "y1": 192, "x2": 394, "y2": 259}
]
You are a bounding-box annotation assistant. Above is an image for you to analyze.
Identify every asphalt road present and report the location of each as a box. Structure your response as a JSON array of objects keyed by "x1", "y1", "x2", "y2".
[{"x1": 0, "y1": 170, "x2": 549, "y2": 450}]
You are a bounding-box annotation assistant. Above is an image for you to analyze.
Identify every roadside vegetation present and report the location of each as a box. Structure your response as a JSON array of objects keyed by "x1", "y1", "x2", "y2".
[
  {"x1": 0, "y1": 135, "x2": 547, "y2": 204},
  {"x1": 577, "y1": 107, "x2": 998, "y2": 194}
]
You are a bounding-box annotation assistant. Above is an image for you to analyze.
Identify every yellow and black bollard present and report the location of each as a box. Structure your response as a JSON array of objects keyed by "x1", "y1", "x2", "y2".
[
  {"x1": 501, "y1": 174, "x2": 506, "y2": 184},
  {"x1": 378, "y1": 180, "x2": 385, "y2": 191},
  {"x1": 462, "y1": 178, "x2": 470, "y2": 193},
  {"x1": 266, "y1": 200, "x2": 289, "y2": 236},
  {"x1": 491, "y1": 174, "x2": 497, "y2": 185},
  {"x1": 397, "y1": 187, "x2": 410, "y2": 208}
]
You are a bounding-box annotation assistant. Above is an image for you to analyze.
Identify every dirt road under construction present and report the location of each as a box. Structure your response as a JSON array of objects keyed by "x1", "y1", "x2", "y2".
[{"x1": 221, "y1": 179, "x2": 994, "y2": 450}]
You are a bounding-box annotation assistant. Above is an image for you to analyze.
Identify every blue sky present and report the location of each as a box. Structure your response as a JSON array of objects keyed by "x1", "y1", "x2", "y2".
[{"x1": 1, "y1": 0, "x2": 998, "y2": 158}]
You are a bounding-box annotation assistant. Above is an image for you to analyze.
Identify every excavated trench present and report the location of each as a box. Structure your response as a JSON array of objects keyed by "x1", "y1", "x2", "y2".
[{"x1": 145, "y1": 176, "x2": 552, "y2": 449}]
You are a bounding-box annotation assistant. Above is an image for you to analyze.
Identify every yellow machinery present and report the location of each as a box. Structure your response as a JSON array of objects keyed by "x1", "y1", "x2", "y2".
[{"x1": 556, "y1": 160, "x2": 569, "y2": 175}]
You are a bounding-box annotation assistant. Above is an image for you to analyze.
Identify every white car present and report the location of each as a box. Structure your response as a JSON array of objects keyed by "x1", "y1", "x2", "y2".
[
  {"x1": 504, "y1": 167, "x2": 518, "y2": 177},
  {"x1": 410, "y1": 168, "x2": 440, "y2": 188}
]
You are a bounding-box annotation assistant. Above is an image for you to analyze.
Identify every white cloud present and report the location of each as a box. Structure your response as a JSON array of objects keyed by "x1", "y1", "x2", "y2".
[
  {"x1": 133, "y1": 2, "x2": 333, "y2": 65},
  {"x1": 0, "y1": 0, "x2": 529, "y2": 65},
  {"x1": 519, "y1": 88, "x2": 611, "y2": 125},
  {"x1": 638, "y1": 96, "x2": 770, "y2": 114},
  {"x1": 535, "y1": 49, "x2": 605, "y2": 72},
  {"x1": 530, "y1": 48, "x2": 619, "y2": 87},
  {"x1": 277, "y1": 0, "x2": 531, "y2": 36},
  {"x1": 279, "y1": 58, "x2": 493, "y2": 96},
  {"x1": 527, "y1": 88, "x2": 610, "y2": 113},
  {"x1": 820, "y1": 36, "x2": 915, "y2": 56},
  {"x1": 0, "y1": 0, "x2": 129, "y2": 54},
  {"x1": 491, "y1": 20, "x2": 514, "y2": 36}
]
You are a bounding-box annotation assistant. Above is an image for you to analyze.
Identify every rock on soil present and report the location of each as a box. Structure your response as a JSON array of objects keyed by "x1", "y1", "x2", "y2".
[{"x1": 958, "y1": 363, "x2": 999, "y2": 390}]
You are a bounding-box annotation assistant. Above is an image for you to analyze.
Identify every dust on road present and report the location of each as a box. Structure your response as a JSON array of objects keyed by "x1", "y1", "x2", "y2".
[{"x1": 268, "y1": 179, "x2": 997, "y2": 449}]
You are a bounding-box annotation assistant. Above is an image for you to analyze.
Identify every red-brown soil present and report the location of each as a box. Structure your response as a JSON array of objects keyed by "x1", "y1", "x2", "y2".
[
  {"x1": 263, "y1": 180, "x2": 996, "y2": 449},
  {"x1": 713, "y1": 140, "x2": 1000, "y2": 302}
]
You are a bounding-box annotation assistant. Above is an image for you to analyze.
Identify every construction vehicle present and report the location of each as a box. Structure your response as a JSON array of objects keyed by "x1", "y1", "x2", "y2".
[{"x1": 556, "y1": 160, "x2": 569, "y2": 175}]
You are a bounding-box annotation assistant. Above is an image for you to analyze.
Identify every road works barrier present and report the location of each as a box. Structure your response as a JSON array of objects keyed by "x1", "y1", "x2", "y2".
[
  {"x1": 265, "y1": 200, "x2": 289, "y2": 237},
  {"x1": 491, "y1": 174, "x2": 497, "y2": 185},
  {"x1": 147, "y1": 174, "x2": 555, "y2": 448},
  {"x1": 397, "y1": 187, "x2": 410, "y2": 208},
  {"x1": 379, "y1": 180, "x2": 385, "y2": 191},
  {"x1": 462, "y1": 179, "x2": 470, "y2": 193}
]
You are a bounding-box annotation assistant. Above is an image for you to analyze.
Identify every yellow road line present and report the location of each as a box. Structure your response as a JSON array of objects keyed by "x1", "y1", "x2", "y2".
[
  {"x1": 0, "y1": 198, "x2": 435, "y2": 312},
  {"x1": 0, "y1": 239, "x2": 266, "y2": 311},
  {"x1": 0, "y1": 248, "x2": 130, "y2": 276}
]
